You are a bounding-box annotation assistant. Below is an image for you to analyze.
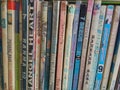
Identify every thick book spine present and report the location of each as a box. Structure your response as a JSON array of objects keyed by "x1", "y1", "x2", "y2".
[
  {"x1": 101, "y1": 6, "x2": 120, "y2": 90},
  {"x1": 34, "y1": 1, "x2": 41, "y2": 90},
  {"x1": 67, "y1": 2, "x2": 81, "y2": 90},
  {"x1": 83, "y1": 1, "x2": 101, "y2": 90},
  {"x1": 49, "y1": 1, "x2": 60, "y2": 90},
  {"x1": 115, "y1": 65, "x2": 120, "y2": 90},
  {"x1": 72, "y1": 3, "x2": 87, "y2": 90},
  {"x1": 27, "y1": 0, "x2": 34, "y2": 89},
  {"x1": 107, "y1": 25, "x2": 120, "y2": 90},
  {"x1": 62, "y1": 4, "x2": 75, "y2": 90},
  {"x1": 78, "y1": 0, "x2": 94, "y2": 89},
  {"x1": 15, "y1": 2, "x2": 20, "y2": 90},
  {"x1": 1, "y1": 1, "x2": 8, "y2": 90},
  {"x1": 40, "y1": 2, "x2": 48, "y2": 90},
  {"x1": 44, "y1": 2, "x2": 52, "y2": 90},
  {"x1": 22, "y1": 0, "x2": 28, "y2": 89},
  {"x1": 55, "y1": 1, "x2": 67, "y2": 90}
]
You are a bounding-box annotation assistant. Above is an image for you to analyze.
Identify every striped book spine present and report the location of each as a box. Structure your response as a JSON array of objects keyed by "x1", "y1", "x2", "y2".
[
  {"x1": 1, "y1": 1, "x2": 8, "y2": 90},
  {"x1": 62, "y1": 4, "x2": 75, "y2": 90},
  {"x1": 55, "y1": 1, "x2": 67, "y2": 90},
  {"x1": 108, "y1": 25, "x2": 120, "y2": 90},
  {"x1": 35, "y1": 1, "x2": 41, "y2": 90},
  {"x1": 7, "y1": 1, "x2": 16, "y2": 90},
  {"x1": 21, "y1": 0, "x2": 28, "y2": 89},
  {"x1": 49, "y1": 1, "x2": 60, "y2": 90},
  {"x1": 115, "y1": 65, "x2": 120, "y2": 90},
  {"x1": 101, "y1": 6, "x2": 120, "y2": 90},
  {"x1": 67, "y1": 2, "x2": 81, "y2": 90},
  {"x1": 78, "y1": 0, "x2": 94, "y2": 89},
  {"x1": 15, "y1": 2, "x2": 20, "y2": 90},
  {"x1": 72, "y1": 3, "x2": 87, "y2": 90},
  {"x1": 27, "y1": 0, "x2": 34, "y2": 89},
  {"x1": 44, "y1": 2, "x2": 52, "y2": 90},
  {"x1": 83, "y1": 1, "x2": 101, "y2": 90},
  {"x1": 40, "y1": 2, "x2": 48, "y2": 90}
]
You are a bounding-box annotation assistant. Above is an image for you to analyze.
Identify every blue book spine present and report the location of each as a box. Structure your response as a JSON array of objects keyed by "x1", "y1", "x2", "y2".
[
  {"x1": 72, "y1": 4, "x2": 87, "y2": 90},
  {"x1": 44, "y1": 2, "x2": 52, "y2": 90},
  {"x1": 94, "y1": 5, "x2": 114, "y2": 90},
  {"x1": 67, "y1": 2, "x2": 81, "y2": 90}
]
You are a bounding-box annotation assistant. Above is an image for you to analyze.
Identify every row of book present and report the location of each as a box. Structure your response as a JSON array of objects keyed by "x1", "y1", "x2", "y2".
[{"x1": 0, "y1": 0, "x2": 120, "y2": 90}]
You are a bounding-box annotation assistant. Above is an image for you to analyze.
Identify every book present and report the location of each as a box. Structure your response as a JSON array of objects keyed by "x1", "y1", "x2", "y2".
[
  {"x1": 62, "y1": 4, "x2": 75, "y2": 90},
  {"x1": 55, "y1": 1, "x2": 67, "y2": 90},
  {"x1": 72, "y1": 3, "x2": 87, "y2": 90},
  {"x1": 1, "y1": 1, "x2": 8, "y2": 90},
  {"x1": 115, "y1": 65, "x2": 120, "y2": 90},
  {"x1": 67, "y1": 2, "x2": 81, "y2": 90},
  {"x1": 49, "y1": 1, "x2": 60, "y2": 90},
  {"x1": 40, "y1": 1, "x2": 48, "y2": 90},
  {"x1": 83, "y1": 0, "x2": 101, "y2": 90},
  {"x1": 78, "y1": 0, "x2": 94, "y2": 89}
]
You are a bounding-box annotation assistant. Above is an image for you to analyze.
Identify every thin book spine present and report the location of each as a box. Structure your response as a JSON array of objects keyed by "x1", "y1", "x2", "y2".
[
  {"x1": 44, "y1": 2, "x2": 52, "y2": 90},
  {"x1": 40, "y1": 2, "x2": 48, "y2": 90},
  {"x1": 68, "y1": 2, "x2": 81, "y2": 90},
  {"x1": 115, "y1": 65, "x2": 120, "y2": 90},
  {"x1": 83, "y1": 1, "x2": 101, "y2": 90},
  {"x1": 78, "y1": 0, "x2": 94, "y2": 89},
  {"x1": 55, "y1": 1, "x2": 67, "y2": 90},
  {"x1": 62, "y1": 4, "x2": 75, "y2": 90},
  {"x1": 49, "y1": 1, "x2": 60, "y2": 90},
  {"x1": 1, "y1": 1, "x2": 8, "y2": 90}
]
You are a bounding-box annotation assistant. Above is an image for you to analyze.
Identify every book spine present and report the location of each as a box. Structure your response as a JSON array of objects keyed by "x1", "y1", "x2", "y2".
[
  {"x1": 55, "y1": 1, "x2": 67, "y2": 90},
  {"x1": 27, "y1": 0, "x2": 34, "y2": 89},
  {"x1": 15, "y1": 2, "x2": 20, "y2": 90},
  {"x1": 72, "y1": 3, "x2": 87, "y2": 90},
  {"x1": 96, "y1": 6, "x2": 119, "y2": 90},
  {"x1": 108, "y1": 26, "x2": 120, "y2": 90},
  {"x1": 7, "y1": 1, "x2": 16, "y2": 90},
  {"x1": 44, "y1": 2, "x2": 52, "y2": 90},
  {"x1": 49, "y1": 1, "x2": 60, "y2": 90},
  {"x1": 34, "y1": 1, "x2": 41, "y2": 90},
  {"x1": 21, "y1": 0, "x2": 28, "y2": 89},
  {"x1": 83, "y1": 1, "x2": 101, "y2": 90},
  {"x1": 115, "y1": 65, "x2": 120, "y2": 90},
  {"x1": 78, "y1": 0, "x2": 94, "y2": 89},
  {"x1": 1, "y1": 1, "x2": 8, "y2": 90},
  {"x1": 62, "y1": 4, "x2": 75, "y2": 90},
  {"x1": 98, "y1": 5, "x2": 114, "y2": 89},
  {"x1": 40, "y1": 2, "x2": 48, "y2": 90},
  {"x1": 67, "y1": 2, "x2": 81, "y2": 90}
]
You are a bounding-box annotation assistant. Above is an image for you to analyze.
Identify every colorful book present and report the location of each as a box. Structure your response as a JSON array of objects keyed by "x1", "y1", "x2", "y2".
[
  {"x1": 72, "y1": 3, "x2": 87, "y2": 90},
  {"x1": 40, "y1": 2, "x2": 48, "y2": 90},
  {"x1": 49, "y1": 1, "x2": 60, "y2": 90},
  {"x1": 55, "y1": 1, "x2": 67, "y2": 90},
  {"x1": 62, "y1": 4, "x2": 75, "y2": 90},
  {"x1": 67, "y1": 2, "x2": 81, "y2": 90},
  {"x1": 1, "y1": 1, "x2": 8, "y2": 90},
  {"x1": 78, "y1": 0, "x2": 94, "y2": 89},
  {"x1": 115, "y1": 65, "x2": 120, "y2": 90},
  {"x1": 83, "y1": 1, "x2": 101, "y2": 90}
]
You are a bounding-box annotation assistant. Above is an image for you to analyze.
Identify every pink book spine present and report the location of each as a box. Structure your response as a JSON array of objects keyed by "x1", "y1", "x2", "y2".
[{"x1": 55, "y1": 1, "x2": 67, "y2": 90}]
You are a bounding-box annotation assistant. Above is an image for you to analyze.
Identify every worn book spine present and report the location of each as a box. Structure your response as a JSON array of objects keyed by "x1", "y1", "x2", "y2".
[
  {"x1": 72, "y1": 3, "x2": 87, "y2": 90},
  {"x1": 101, "y1": 6, "x2": 120, "y2": 90},
  {"x1": 44, "y1": 2, "x2": 52, "y2": 90},
  {"x1": 40, "y1": 2, "x2": 48, "y2": 90},
  {"x1": 78, "y1": 0, "x2": 94, "y2": 89},
  {"x1": 49, "y1": 1, "x2": 60, "y2": 90},
  {"x1": 1, "y1": 1, "x2": 8, "y2": 90},
  {"x1": 115, "y1": 65, "x2": 120, "y2": 90},
  {"x1": 21, "y1": 0, "x2": 28, "y2": 89},
  {"x1": 7, "y1": 1, "x2": 16, "y2": 90},
  {"x1": 83, "y1": 1, "x2": 101, "y2": 90},
  {"x1": 34, "y1": 1, "x2": 41, "y2": 90},
  {"x1": 62, "y1": 4, "x2": 75, "y2": 90},
  {"x1": 55, "y1": 1, "x2": 67, "y2": 90},
  {"x1": 27, "y1": 0, "x2": 34, "y2": 89},
  {"x1": 107, "y1": 25, "x2": 120, "y2": 90},
  {"x1": 67, "y1": 2, "x2": 81, "y2": 90}
]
